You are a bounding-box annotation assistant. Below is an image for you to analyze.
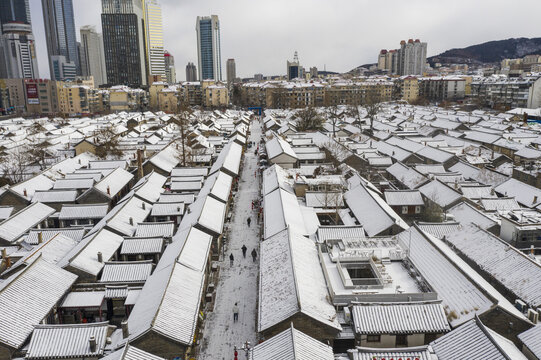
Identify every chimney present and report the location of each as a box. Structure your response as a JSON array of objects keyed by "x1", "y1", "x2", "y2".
[
  {"x1": 491, "y1": 150, "x2": 494, "y2": 159},
  {"x1": 121, "y1": 320, "x2": 129, "y2": 339},
  {"x1": 38, "y1": 232, "x2": 43, "y2": 244},
  {"x1": 534, "y1": 196, "x2": 538, "y2": 204},
  {"x1": 5, "y1": 256, "x2": 11, "y2": 268},
  {"x1": 89, "y1": 336, "x2": 97, "y2": 352},
  {"x1": 129, "y1": 217, "x2": 134, "y2": 225},
  {"x1": 78, "y1": 158, "x2": 81, "y2": 164},
  {"x1": 23, "y1": 188, "x2": 27, "y2": 197},
  {"x1": 478, "y1": 148, "x2": 481, "y2": 156},
  {"x1": 137, "y1": 149, "x2": 144, "y2": 180},
  {"x1": 531, "y1": 245, "x2": 535, "y2": 255},
  {"x1": 106, "y1": 186, "x2": 110, "y2": 195},
  {"x1": 142, "y1": 202, "x2": 145, "y2": 210},
  {"x1": 97, "y1": 252, "x2": 103, "y2": 263}
]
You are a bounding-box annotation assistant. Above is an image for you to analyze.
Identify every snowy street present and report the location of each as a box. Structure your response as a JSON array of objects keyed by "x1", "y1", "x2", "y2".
[{"x1": 198, "y1": 119, "x2": 262, "y2": 359}]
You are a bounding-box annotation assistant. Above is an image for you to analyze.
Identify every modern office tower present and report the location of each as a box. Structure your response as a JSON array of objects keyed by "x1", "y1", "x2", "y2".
[
  {"x1": 79, "y1": 25, "x2": 107, "y2": 86},
  {"x1": 196, "y1": 15, "x2": 222, "y2": 81},
  {"x1": 397, "y1": 39, "x2": 427, "y2": 76},
  {"x1": 51, "y1": 55, "x2": 76, "y2": 80},
  {"x1": 164, "y1": 50, "x2": 175, "y2": 83},
  {"x1": 101, "y1": 0, "x2": 148, "y2": 87},
  {"x1": 42, "y1": 0, "x2": 80, "y2": 79},
  {"x1": 0, "y1": 23, "x2": 39, "y2": 79},
  {"x1": 1, "y1": 0, "x2": 31, "y2": 29},
  {"x1": 144, "y1": 0, "x2": 165, "y2": 80},
  {"x1": 226, "y1": 58, "x2": 236, "y2": 84},
  {"x1": 287, "y1": 51, "x2": 302, "y2": 80},
  {"x1": 186, "y1": 62, "x2": 197, "y2": 82}
]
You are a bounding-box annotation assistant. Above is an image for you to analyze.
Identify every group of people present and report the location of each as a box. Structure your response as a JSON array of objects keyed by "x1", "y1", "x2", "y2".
[{"x1": 229, "y1": 245, "x2": 257, "y2": 266}]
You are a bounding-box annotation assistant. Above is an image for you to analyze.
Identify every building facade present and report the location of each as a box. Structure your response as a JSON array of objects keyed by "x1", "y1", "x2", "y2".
[
  {"x1": 398, "y1": 39, "x2": 427, "y2": 76},
  {"x1": 102, "y1": 0, "x2": 148, "y2": 87},
  {"x1": 79, "y1": 25, "x2": 107, "y2": 86},
  {"x1": 287, "y1": 51, "x2": 302, "y2": 80},
  {"x1": 0, "y1": 23, "x2": 39, "y2": 79},
  {"x1": 196, "y1": 15, "x2": 222, "y2": 81},
  {"x1": 50, "y1": 55, "x2": 76, "y2": 81},
  {"x1": 143, "y1": 0, "x2": 165, "y2": 81},
  {"x1": 164, "y1": 50, "x2": 176, "y2": 84},
  {"x1": 471, "y1": 75, "x2": 541, "y2": 109},
  {"x1": 418, "y1": 76, "x2": 466, "y2": 101},
  {"x1": 1, "y1": 0, "x2": 31, "y2": 29},
  {"x1": 41, "y1": 0, "x2": 80, "y2": 79},
  {"x1": 186, "y1": 62, "x2": 197, "y2": 82},
  {"x1": 226, "y1": 58, "x2": 236, "y2": 85}
]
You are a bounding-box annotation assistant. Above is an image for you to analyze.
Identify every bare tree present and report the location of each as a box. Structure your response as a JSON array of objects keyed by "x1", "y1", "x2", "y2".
[
  {"x1": 93, "y1": 124, "x2": 124, "y2": 159},
  {"x1": 325, "y1": 104, "x2": 342, "y2": 137},
  {"x1": 0, "y1": 146, "x2": 33, "y2": 185},
  {"x1": 172, "y1": 101, "x2": 193, "y2": 167},
  {"x1": 363, "y1": 90, "x2": 382, "y2": 135},
  {"x1": 295, "y1": 106, "x2": 324, "y2": 131},
  {"x1": 28, "y1": 140, "x2": 51, "y2": 170}
]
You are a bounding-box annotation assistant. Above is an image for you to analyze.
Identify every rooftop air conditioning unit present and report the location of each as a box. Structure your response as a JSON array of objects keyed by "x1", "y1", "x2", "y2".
[
  {"x1": 528, "y1": 309, "x2": 539, "y2": 324},
  {"x1": 343, "y1": 307, "x2": 351, "y2": 323}
]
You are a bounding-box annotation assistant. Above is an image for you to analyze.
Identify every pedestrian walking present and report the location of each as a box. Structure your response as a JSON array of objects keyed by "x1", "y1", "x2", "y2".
[
  {"x1": 247, "y1": 217, "x2": 251, "y2": 227},
  {"x1": 233, "y1": 303, "x2": 239, "y2": 323},
  {"x1": 251, "y1": 248, "x2": 257, "y2": 262},
  {"x1": 241, "y1": 244, "x2": 247, "y2": 258},
  {"x1": 230, "y1": 253, "x2": 234, "y2": 266}
]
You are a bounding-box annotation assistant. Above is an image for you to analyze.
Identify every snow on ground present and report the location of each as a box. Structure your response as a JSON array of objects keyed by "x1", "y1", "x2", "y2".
[{"x1": 198, "y1": 119, "x2": 262, "y2": 359}]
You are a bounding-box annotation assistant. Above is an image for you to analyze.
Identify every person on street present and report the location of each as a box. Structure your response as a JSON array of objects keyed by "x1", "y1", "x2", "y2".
[
  {"x1": 247, "y1": 217, "x2": 251, "y2": 227},
  {"x1": 230, "y1": 253, "x2": 234, "y2": 266},
  {"x1": 233, "y1": 303, "x2": 239, "y2": 323},
  {"x1": 241, "y1": 244, "x2": 247, "y2": 258},
  {"x1": 251, "y1": 248, "x2": 257, "y2": 262}
]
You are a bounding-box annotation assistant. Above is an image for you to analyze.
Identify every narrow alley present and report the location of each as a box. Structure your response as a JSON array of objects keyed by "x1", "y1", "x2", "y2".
[{"x1": 198, "y1": 118, "x2": 262, "y2": 359}]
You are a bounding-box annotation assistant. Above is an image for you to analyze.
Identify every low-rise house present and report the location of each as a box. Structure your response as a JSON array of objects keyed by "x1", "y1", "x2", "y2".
[
  {"x1": 383, "y1": 190, "x2": 424, "y2": 220},
  {"x1": 266, "y1": 136, "x2": 298, "y2": 169},
  {"x1": 343, "y1": 183, "x2": 408, "y2": 237},
  {"x1": 350, "y1": 302, "x2": 450, "y2": 348},
  {"x1": 25, "y1": 322, "x2": 110, "y2": 360},
  {"x1": 0, "y1": 202, "x2": 55, "y2": 245},
  {"x1": 258, "y1": 229, "x2": 341, "y2": 343},
  {"x1": 58, "y1": 203, "x2": 109, "y2": 227},
  {"x1": 0, "y1": 256, "x2": 77, "y2": 358},
  {"x1": 250, "y1": 325, "x2": 334, "y2": 360},
  {"x1": 447, "y1": 202, "x2": 499, "y2": 234}
]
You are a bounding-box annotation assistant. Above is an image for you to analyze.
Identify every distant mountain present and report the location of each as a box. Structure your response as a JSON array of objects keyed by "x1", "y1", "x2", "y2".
[{"x1": 428, "y1": 37, "x2": 541, "y2": 65}]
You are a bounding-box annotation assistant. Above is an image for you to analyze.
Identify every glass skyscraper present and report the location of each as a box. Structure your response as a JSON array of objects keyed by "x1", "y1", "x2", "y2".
[
  {"x1": 101, "y1": 0, "x2": 147, "y2": 87},
  {"x1": 196, "y1": 15, "x2": 222, "y2": 81},
  {"x1": 41, "y1": 0, "x2": 80, "y2": 79},
  {"x1": 0, "y1": 0, "x2": 31, "y2": 30},
  {"x1": 144, "y1": 0, "x2": 165, "y2": 80}
]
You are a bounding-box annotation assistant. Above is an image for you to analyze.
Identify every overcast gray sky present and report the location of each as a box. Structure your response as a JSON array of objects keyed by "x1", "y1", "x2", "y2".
[{"x1": 29, "y1": 0, "x2": 541, "y2": 80}]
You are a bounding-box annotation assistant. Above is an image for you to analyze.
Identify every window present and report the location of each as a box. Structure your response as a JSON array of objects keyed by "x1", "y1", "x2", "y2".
[
  {"x1": 415, "y1": 206, "x2": 421, "y2": 214},
  {"x1": 396, "y1": 334, "x2": 408, "y2": 346},
  {"x1": 367, "y1": 335, "x2": 380, "y2": 343},
  {"x1": 402, "y1": 206, "x2": 408, "y2": 214}
]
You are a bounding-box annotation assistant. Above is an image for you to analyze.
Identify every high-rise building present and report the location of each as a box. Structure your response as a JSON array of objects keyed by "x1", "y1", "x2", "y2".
[
  {"x1": 186, "y1": 62, "x2": 197, "y2": 82},
  {"x1": 287, "y1": 51, "x2": 302, "y2": 80},
  {"x1": 80, "y1": 25, "x2": 107, "y2": 86},
  {"x1": 196, "y1": 15, "x2": 222, "y2": 81},
  {"x1": 41, "y1": 0, "x2": 80, "y2": 79},
  {"x1": 164, "y1": 50, "x2": 175, "y2": 84},
  {"x1": 101, "y1": 0, "x2": 147, "y2": 87},
  {"x1": 143, "y1": 0, "x2": 165, "y2": 80},
  {"x1": 1, "y1": 0, "x2": 31, "y2": 29},
  {"x1": 254, "y1": 73, "x2": 263, "y2": 81},
  {"x1": 397, "y1": 39, "x2": 427, "y2": 76},
  {"x1": 0, "y1": 22, "x2": 39, "y2": 79},
  {"x1": 310, "y1": 67, "x2": 318, "y2": 78},
  {"x1": 226, "y1": 58, "x2": 236, "y2": 84},
  {"x1": 51, "y1": 55, "x2": 76, "y2": 81}
]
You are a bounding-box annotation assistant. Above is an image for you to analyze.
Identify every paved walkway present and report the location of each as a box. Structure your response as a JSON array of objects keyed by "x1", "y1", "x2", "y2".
[{"x1": 199, "y1": 119, "x2": 262, "y2": 360}]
